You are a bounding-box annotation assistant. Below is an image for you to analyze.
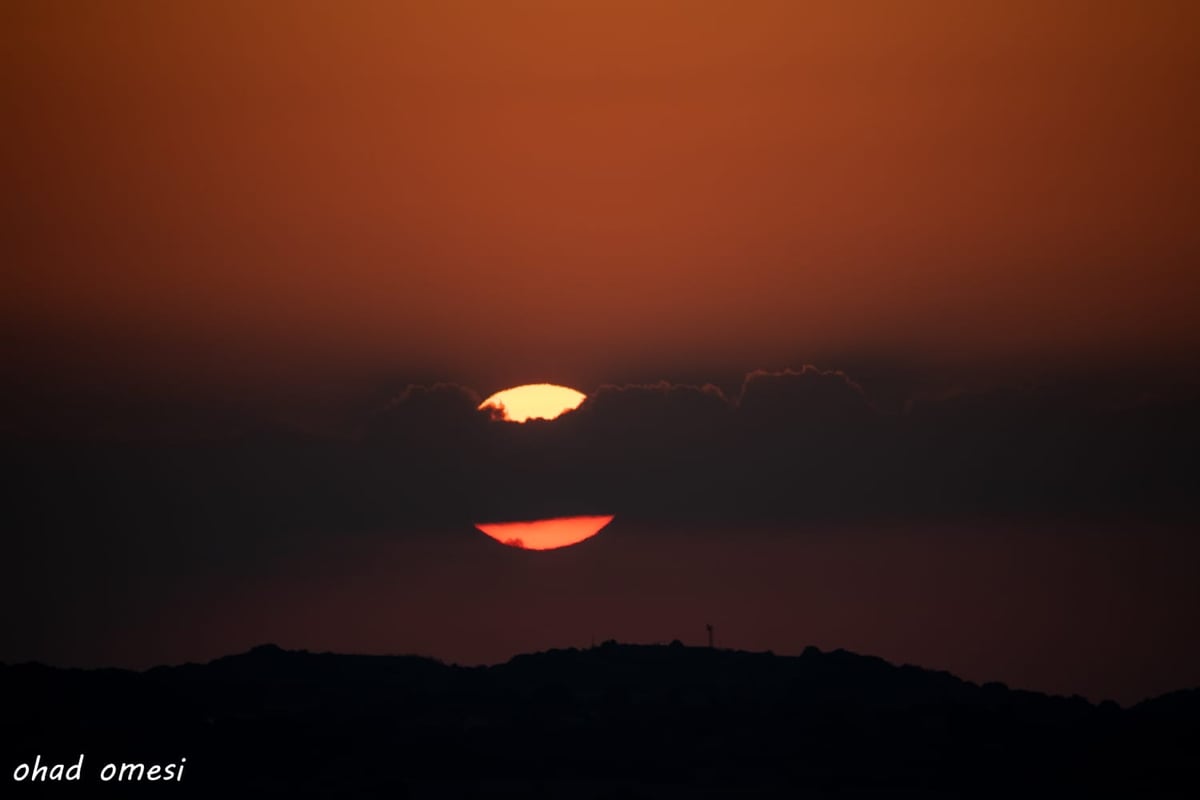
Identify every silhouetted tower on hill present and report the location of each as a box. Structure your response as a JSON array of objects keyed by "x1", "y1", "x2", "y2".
[{"x1": 706, "y1": 623, "x2": 714, "y2": 649}]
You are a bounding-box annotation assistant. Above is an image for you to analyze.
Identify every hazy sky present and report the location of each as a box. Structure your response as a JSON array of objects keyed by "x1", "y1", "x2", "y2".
[
  {"x1": 4, "y1": 1, "x2": 1199, "y2": 395},
  {"x1": 3, "y1": 2, "x2": 1199, "y2": 705},
  {"x1": 7, "y1": 517, "x2": 1198, "y2": 706}
]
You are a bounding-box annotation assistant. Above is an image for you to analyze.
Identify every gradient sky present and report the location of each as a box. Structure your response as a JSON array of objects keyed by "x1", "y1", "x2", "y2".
[
  {"x1": 7, "y1": 517, "x2": 1198, "y2": 706},
  {"x1": 4, "y1": 1, "x2": 1199, "y2": 396},
  {"x1": 3, "y1": 2, "x2": 1199, "y2": 705}
]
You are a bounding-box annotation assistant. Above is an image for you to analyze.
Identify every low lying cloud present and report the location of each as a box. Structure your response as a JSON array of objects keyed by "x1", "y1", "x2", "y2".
[{"x1": 7, "y1": 367, "x2": 1198, "y2": 540}]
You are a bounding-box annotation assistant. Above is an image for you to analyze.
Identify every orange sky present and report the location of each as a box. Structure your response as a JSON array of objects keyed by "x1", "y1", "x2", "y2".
[{"x1": 4, "y1": 1, "x2": 1198, "y2": 391}]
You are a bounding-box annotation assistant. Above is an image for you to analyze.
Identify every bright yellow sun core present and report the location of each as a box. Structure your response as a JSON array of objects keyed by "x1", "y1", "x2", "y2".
[{"x1": 479, "y1": 383, "x2": 586, "y2": 423}]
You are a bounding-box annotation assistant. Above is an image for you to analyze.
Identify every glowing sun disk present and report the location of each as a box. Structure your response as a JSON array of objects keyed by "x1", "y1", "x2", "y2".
[
  {"x1": 479, "y1": 383, "x2": 586, "y2": 422},
  {"x1": 475, "y1": 515, "x2": 615, "y2": 551}
]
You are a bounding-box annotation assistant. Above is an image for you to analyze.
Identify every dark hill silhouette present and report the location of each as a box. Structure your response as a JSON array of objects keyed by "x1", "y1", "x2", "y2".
[{"x1": 3, "y1": 643, "x2": 1197, "y2": 797}]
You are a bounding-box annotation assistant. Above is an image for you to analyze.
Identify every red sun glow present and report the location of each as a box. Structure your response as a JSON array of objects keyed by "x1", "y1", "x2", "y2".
[
  {"x1": 479, "y1": 383, "x2": 586, "y2": 422},
  {"x1": 475, "y1": 515, "x2": 615, "y2": 551}
]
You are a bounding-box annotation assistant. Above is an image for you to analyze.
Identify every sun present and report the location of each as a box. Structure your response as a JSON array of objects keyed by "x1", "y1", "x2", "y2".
[
  {"x1": 479, "y1": 383, "x2": 587, "y2": 423},
  {"x1": 475, "y1": 515, "x2": 615, "y2": 551},
  {"x1": 474, "y1": 383, "x2": 611, "y2": 551}
]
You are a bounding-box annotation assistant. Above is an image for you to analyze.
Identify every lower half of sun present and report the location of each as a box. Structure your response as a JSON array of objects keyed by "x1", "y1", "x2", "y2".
[
  {"x1": 474, "y1": 383, "x2": 614, "y2": 551},
  {"x1": 475, "y1": 515, "x2": 615, "y2": 551}
]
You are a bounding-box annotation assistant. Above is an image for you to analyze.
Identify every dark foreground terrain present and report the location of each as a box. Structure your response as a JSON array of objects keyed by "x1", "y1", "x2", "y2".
[{"x1": 4, "y1": 643, "x2": 1198, "y2": 797}]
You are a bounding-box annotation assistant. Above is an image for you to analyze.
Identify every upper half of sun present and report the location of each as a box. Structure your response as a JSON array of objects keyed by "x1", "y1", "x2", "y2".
[{"x1": 479, "y1": 383, "x2": 586, "y2": 423}]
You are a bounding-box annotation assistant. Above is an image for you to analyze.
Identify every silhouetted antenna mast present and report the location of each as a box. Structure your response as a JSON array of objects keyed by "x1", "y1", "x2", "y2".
[{"x1": 706, "y1": 623, "x2": 714, "y2": 649}]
